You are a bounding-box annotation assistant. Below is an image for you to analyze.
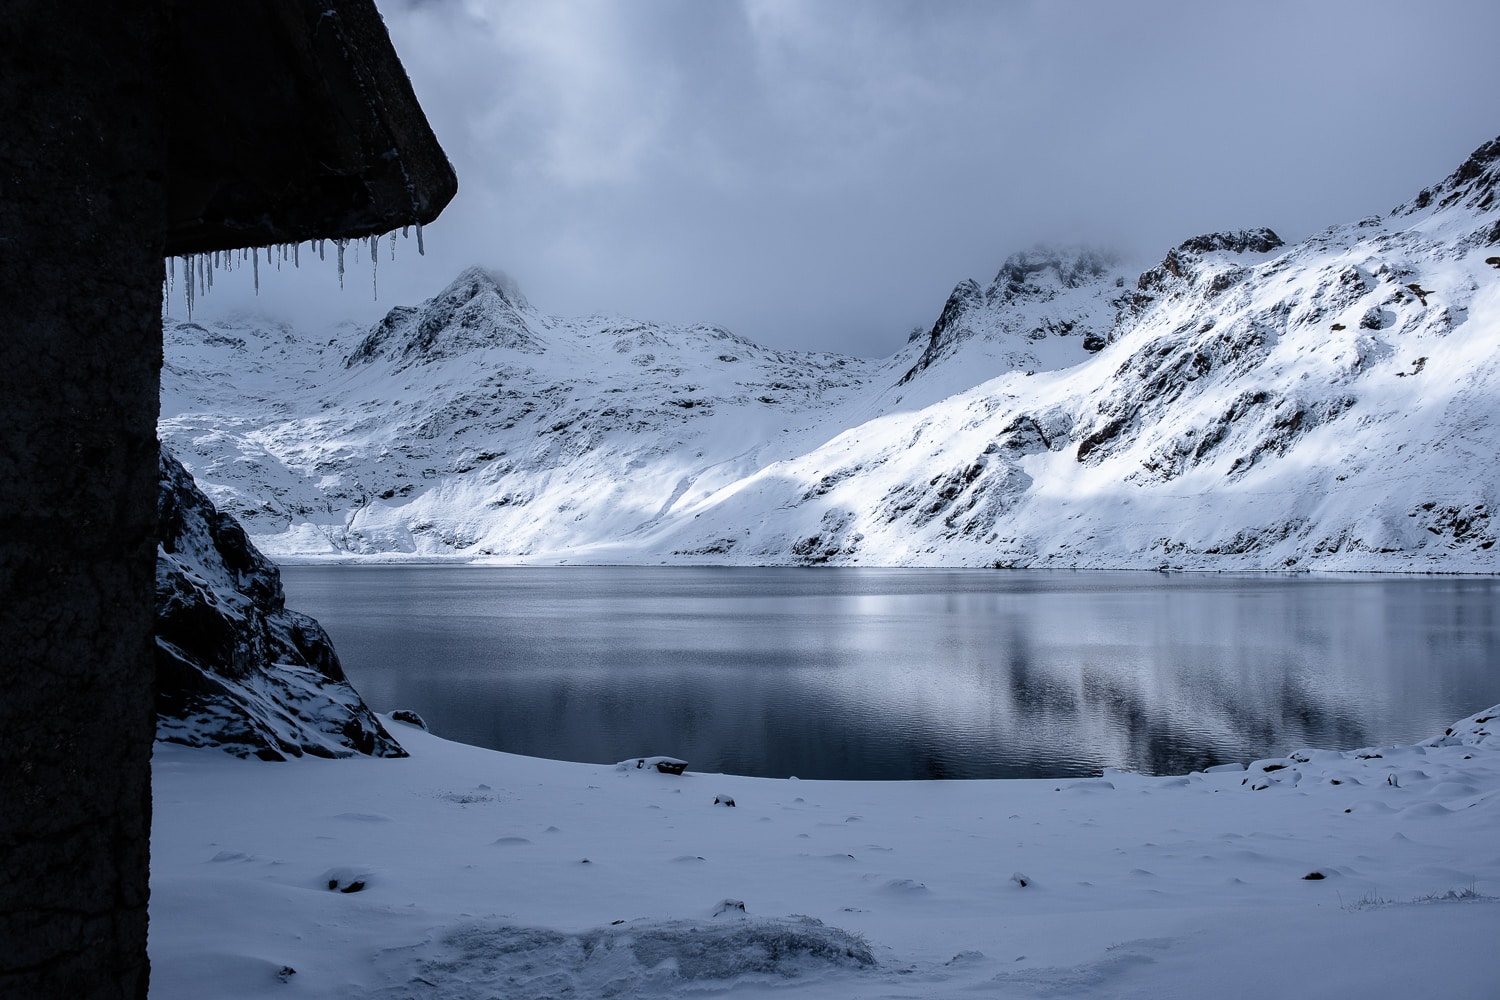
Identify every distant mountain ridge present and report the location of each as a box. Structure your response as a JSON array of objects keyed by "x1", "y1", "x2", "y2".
[{"x1": 160, "y1": 133, "x2": 1500, "y2": 571}]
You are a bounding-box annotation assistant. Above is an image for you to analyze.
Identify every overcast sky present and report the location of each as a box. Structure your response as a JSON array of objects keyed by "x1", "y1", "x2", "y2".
[{"x1": 178, "y1": 0, "x2": 1500, "y2": 357}]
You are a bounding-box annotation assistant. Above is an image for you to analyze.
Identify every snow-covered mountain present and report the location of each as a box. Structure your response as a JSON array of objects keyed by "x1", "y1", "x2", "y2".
[{"x1": 160, "y1": 135, "x2": 1500, "y2": 571}]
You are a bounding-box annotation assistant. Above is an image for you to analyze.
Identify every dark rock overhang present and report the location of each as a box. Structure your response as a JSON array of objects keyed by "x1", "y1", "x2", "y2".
[{"x1": 163, "y1": 0, "x2": 458, "y2": 256}]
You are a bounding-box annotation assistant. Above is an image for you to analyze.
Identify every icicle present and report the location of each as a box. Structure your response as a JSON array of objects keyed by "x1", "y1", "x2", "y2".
[
  {"x1": 183, "y1": 255, "x2": 195, "y2": 318},
  {"x1": 390, "y1": 230, "x2": 397, "y2": 261},
  {"x1": 293, "y1": 242, "x2": 300, "y2": 268},
  {"x1": 253, "y1": 252, "x2": 259, "y2": 295},
  {"x1": 370, "y1": 234, "x2": 379, "y2": 300},
  {"x1": 318, "y1": 240, "x2": 326, "y2": 262},
  {"x1": 416, "y1": 220, "x2": 425, "y2": 256},
  {"x1": 337, "y1": 239, "x2": 346, "y2": 289}
]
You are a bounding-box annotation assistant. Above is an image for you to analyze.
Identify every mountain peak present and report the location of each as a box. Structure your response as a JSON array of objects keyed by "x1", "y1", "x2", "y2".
[
  {"x1": 989, "y1": 246, "x2": 1119, "y2": 302},
  {"x1": 1399, "y1": 132, "x2": 1500, "y2": 216},
  {"x1": 443, "y1": 266, "x2": 529, "y2": 310},
  {"x1": 346, "y1": 266, "x2": 543, "y2": 368}
]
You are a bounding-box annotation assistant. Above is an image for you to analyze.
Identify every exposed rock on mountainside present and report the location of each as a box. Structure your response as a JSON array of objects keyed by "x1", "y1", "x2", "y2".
[
  {"x1": 1402, "y1": 135, "x2": 1500, "y2": 216},
  {"x1": 900, "y1": 246, "x2": 1122, "y2": 385},
  {"x1": 155, "y1": 448, "x2": 404, "y2": 760},
  {"x1": 161, "y1": 132, "x2": 1500, "y2": 572}
]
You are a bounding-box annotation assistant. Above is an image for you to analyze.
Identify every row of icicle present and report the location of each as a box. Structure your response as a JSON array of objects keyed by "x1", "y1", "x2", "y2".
[{"x1": 165, "y1": 222, "x2": 423, "y2": 319}]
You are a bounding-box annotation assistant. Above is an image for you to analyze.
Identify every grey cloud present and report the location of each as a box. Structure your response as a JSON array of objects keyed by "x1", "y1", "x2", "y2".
[{"x1": 183, "y1": 0, "x2": 1500, "y2": 358}]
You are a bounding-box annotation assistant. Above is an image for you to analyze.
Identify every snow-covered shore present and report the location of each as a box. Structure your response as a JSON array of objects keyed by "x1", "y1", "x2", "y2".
[{"x1": 150, "y1": 705, "x2": 1500, "y2": 999}]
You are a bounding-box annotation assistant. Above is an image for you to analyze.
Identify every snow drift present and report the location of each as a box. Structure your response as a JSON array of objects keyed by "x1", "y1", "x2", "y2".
[{"x1": 149, "y1": 703, "x2": 1500, "y2": 999}]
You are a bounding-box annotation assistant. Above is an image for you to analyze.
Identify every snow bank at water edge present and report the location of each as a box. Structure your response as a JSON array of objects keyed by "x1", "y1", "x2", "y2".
[{"x1": 150, "y1": 705, "x2": 1500, "y2": 999}]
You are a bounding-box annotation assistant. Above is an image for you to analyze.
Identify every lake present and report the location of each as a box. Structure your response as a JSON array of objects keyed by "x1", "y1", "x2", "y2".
[{"x1": 278, "y1": 566, "x2": 1499, "y2": 780}]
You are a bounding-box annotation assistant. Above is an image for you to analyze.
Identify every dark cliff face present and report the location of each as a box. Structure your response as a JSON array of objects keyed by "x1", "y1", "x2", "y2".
[{"x1": 155, "y1": 449, "x2": 404, "y2": 760}]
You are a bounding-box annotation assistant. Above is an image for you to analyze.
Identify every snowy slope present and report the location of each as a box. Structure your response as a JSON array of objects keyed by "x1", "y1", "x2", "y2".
[
  {"x1": 150, "y1": 704, "x2": 1500, "y2": 999},
  {"x1": 161, "y1": 267, "x2": 881, "y2": 559},
  {"x1": 160, "y1": 135, "x2": 1500, "y2": 570}
]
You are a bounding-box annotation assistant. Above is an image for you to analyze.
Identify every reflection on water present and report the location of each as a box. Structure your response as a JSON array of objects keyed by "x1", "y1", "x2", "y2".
[{"x1": 279, "y1": 567, "x2": 1499, "y2": 780}]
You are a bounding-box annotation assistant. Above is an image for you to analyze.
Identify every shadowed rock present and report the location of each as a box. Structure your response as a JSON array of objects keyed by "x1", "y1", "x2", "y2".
[{"x1": 155, "y1": 450, "x2": 405, "y2": 760}]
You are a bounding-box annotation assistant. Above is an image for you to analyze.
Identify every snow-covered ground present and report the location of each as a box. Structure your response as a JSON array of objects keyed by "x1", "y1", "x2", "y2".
[{"x1": 151, "y1": 705, "x2": 1500, "y2": 999}]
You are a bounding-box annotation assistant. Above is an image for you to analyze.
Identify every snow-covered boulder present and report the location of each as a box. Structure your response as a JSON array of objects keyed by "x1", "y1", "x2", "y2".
[{"x1": 154, "y1": 448, "x2": 404, "y2": 760}]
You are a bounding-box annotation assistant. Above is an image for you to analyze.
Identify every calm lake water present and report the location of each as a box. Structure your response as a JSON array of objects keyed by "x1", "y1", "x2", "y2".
[{"x1": 279, "y1": 567, "x2": 1499, "y2": 780}]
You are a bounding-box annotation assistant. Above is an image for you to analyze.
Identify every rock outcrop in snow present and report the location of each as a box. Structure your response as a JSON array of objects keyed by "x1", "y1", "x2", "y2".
[
  {"x1": 899, "y1": 246, "x2": 1122, "y2": 386},
  {"x1": 160, "y1": 133, "x2": 1500, "y2": 572},
  {"x1": 155, "y1": 448, "x2": 404, "y2": 759}
]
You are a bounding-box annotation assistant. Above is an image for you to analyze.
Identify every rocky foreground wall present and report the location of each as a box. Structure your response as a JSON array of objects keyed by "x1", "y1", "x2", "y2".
[{"x1": 155, "y1": 449, "x2": 404, "y2": 760}]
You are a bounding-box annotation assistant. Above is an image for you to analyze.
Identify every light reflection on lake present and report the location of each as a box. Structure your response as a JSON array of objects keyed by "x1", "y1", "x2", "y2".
[{"x1": 278, "y1": 567, "x2": 1499, "y2": 780}]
